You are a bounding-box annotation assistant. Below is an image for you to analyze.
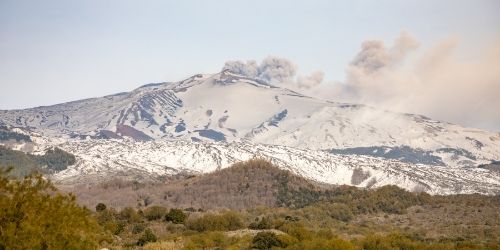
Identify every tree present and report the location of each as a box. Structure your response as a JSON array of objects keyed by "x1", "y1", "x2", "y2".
[
  {"x1": 96, "y1": 202, "x2": 107, "y2": 212},
  {"x1": 119, "y1": 207, "x2": 142, "y2": 223},
  {"x1": 137, "y1": 229, "x2": 157, "y2": 246},
  {"x1": 252, "y1": 232, "x2": 286, "y2": 249},
  {"x1": 0, "y1": 167, "x2": 108, "y2": 249},
  {"x1": 165, "y1": 208, "x2": 187, "y2": 224},
  {"x1": 249, "y1": 217, "x2": 273, "y2": 230},
  {"x1": 144, "y1": 206, "x2": 167, "y2": 221},
  {"x1": 185, "y1": 211, "x2": 244, "y2": 232}
]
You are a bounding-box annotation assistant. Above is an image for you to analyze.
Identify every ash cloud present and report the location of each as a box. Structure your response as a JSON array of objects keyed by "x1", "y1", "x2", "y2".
[
  {"x1": 222, "y1": 56, "x2": 320, "y2": 88},
  {"x1": 223, "y1": 56, "x2": 297, "y2": 83},
  {"x1": 350, "y1": 31, "x2": 419, "y2": 73},
  {"x1": 296, "y1": 71, "x2": 324, "y2": 89},
  {"x1": 391, "y1": 31, "x2": 420, "y2": 62},
  {"x1": 334, "y1": 32, "x2": 500, "y2": 131},
  {"x1": 258, "y1": 56, "x2": 297, "y2": 83},
  {"x1": 222, "y1": 60, "x2": 259, "y2": 78},
  {"x1": 221, "y1": 33, "x2": 500, "y2": 131},
  {"x1": 350, "y1": 40, "x2": 391, "y2": 73}
]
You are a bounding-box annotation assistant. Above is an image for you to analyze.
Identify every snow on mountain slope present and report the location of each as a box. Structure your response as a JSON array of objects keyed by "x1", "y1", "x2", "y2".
[
  {"x1": 1, "y1": 71, "x2": 499, "y2": 168},
  {"x1": 1, "y1": 70, "x2": 500, "y2": 168},
  {"x1": 2, "y1": 71, "x2": 500, "y2": 194},
  {"x1": 0, "y1": 73, "x2": 211, "y2": 140},
  {"x1": 52, "y1": 139, "x2": 500, "y2": 195}
]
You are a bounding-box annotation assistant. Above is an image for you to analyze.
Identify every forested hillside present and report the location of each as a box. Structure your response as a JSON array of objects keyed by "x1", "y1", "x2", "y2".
[{"x1": 0, "y1": 146, "x2": 75, "y2": 177}]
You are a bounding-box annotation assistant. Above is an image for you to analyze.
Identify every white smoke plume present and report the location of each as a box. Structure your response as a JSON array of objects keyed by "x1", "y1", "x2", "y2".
[
  {"x1": 222, "y1": 60, "x2": 259, "y2": 78},
  {"x1": 222, "y1": 56, "x2": 323, "y2": 89},
  {"x1": 350, "y1": 31, "x2": 419, "y2": 74},
  {"x1": 350, "y1": 40, "x2": 391, "y2": 73},
  {"x1": 336, "y1": 32, "x2": 500, "y2": 131},
  {"x1": 296, "y1": 71, "x2": 325, "y2": 89},
  {"x1": 221, "y1": 32, "x2": 500, "y2": 131},
  {"x1": 390, "y1": 31, "x2": 420, "y2": 62},
  {"x1": 258, "y1": 56, "x2": 297, "y2": 83},
  {"x1": 222, "y1": 56, "x2": 299, "y2": 84}
]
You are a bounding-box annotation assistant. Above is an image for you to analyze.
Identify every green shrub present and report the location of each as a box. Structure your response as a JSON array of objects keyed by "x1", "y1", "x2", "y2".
[
  {"x1": 252, "y1": 231, "x2": 286, "y2": 249},
  {"x1": 95, "y1": 208, "x2": 120, "y2": 234},
  {"x1": 144, "y1": 206, "x2": 167, "y2": 221},
  {"x1": 328, "y1": 203, "x2": 354, "y2": 222},
  {"x1": 132, "y1": 223, "x2": 146, "y2": 234},
  {"x1": 360, "y1": 233, "x2": 424, "y2": 250},
  {"x1": 143, "y1": 241, "x2": 184, "y2": 249},
  {"x1": 0, "y1": 168, "x2": 107, "y2": 249},
  {"x1": 137, "y1": 228, "x2": 157, "y2": 246},
  {"x1": 114, "y1": 221, "x2": 126, "y2": 235},
  {"x1": 185, "y1": 211, "x2": 244, "y2": 232},
  {"x1": 287, "y1": 238, "x2": 356, "y2": 250},
  {"x1": 119, "y1": 207, "x2": 142, "y2": 223},
  {"x1": 95, "y1": 208, "x2": 115, "y2": 224},
  {"x1": 165, "y1": 208, "x2": 187, "y2": 224},
  {"x1": 281, "y1": 222, "x2": 312, "y2": 242},
  {"x1": 249, "y1": 217, "x2": 273, "y2": 230},
  {"x1": 96, "y1": 202, "x2": 107, "y2": 212},
  {"x1": 183, "y1": 231, "x2": 232, "y2": 249}
]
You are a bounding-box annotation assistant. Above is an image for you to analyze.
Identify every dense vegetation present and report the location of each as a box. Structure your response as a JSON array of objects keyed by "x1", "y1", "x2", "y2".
[
  {"x1": 0, "y1": 145, "x2": 75, "y2": 176},
  {"x1": 79, "y1": 160, "x2": 500, "y2": 249},
  {"x1": 69, "y1": 158, "x2": 433, "y2": 213},
  {"x1": 1, "y1": 159, "x2": 499, "y2": 249},
  {"x1": 68, "y1": 158, "x2": 336, "y2": 209},
  {"x1": 89, "y1": 192, "x2": 499, "y2": 249},
  {"x1": 0, "y1": 167, "x2": 109, "y2": 249}
]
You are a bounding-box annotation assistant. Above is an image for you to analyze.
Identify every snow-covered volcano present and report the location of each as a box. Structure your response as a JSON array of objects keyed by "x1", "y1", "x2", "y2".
[
  {"x1": 1, "y1": 71, "x2": 499, "y2": 168},
  {"x1": 2, "y1": 71, "x2": 500, "y2": 194}
]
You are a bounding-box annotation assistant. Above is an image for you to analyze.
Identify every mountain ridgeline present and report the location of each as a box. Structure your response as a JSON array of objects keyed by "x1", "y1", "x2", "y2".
[
  {"x1": 0, "y1": 71, "x2": 499, "y2": 195},
  {"x1": 0, "y1": 71, "x2": 499, "y2": 167}
]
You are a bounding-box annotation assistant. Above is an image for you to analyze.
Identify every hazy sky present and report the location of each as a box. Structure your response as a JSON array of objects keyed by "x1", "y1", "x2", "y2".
[{"x1": 1, "y1": 0, "x2": 499, "y2": 129}]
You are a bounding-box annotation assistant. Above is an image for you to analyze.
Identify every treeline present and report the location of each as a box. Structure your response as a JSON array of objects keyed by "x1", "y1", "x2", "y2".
[
  {"x1": 0, "y1": 146, "x2": 75, "y2": 177},
  {"x1": 280, "y1": 184, "x2": 431, "y2": 214}
]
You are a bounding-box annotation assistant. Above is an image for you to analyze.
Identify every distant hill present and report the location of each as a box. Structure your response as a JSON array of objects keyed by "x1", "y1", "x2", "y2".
[
  {"x1": 67, "y1": 158, "x2": 436, "y2": 215},
  {"x1": 67, "y1": 159, "x2": 334, "y2": 210}
]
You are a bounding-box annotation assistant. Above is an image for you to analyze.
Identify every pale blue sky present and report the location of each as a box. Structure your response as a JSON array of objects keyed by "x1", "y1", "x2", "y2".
[{"x1": 1, "y1": 0, "x2": 499, "y2": 109}]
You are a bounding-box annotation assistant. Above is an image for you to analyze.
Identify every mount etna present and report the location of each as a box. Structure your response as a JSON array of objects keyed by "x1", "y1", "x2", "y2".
[{"x1": 1, "y1": 70, "x2": 499, "y2": 195}]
